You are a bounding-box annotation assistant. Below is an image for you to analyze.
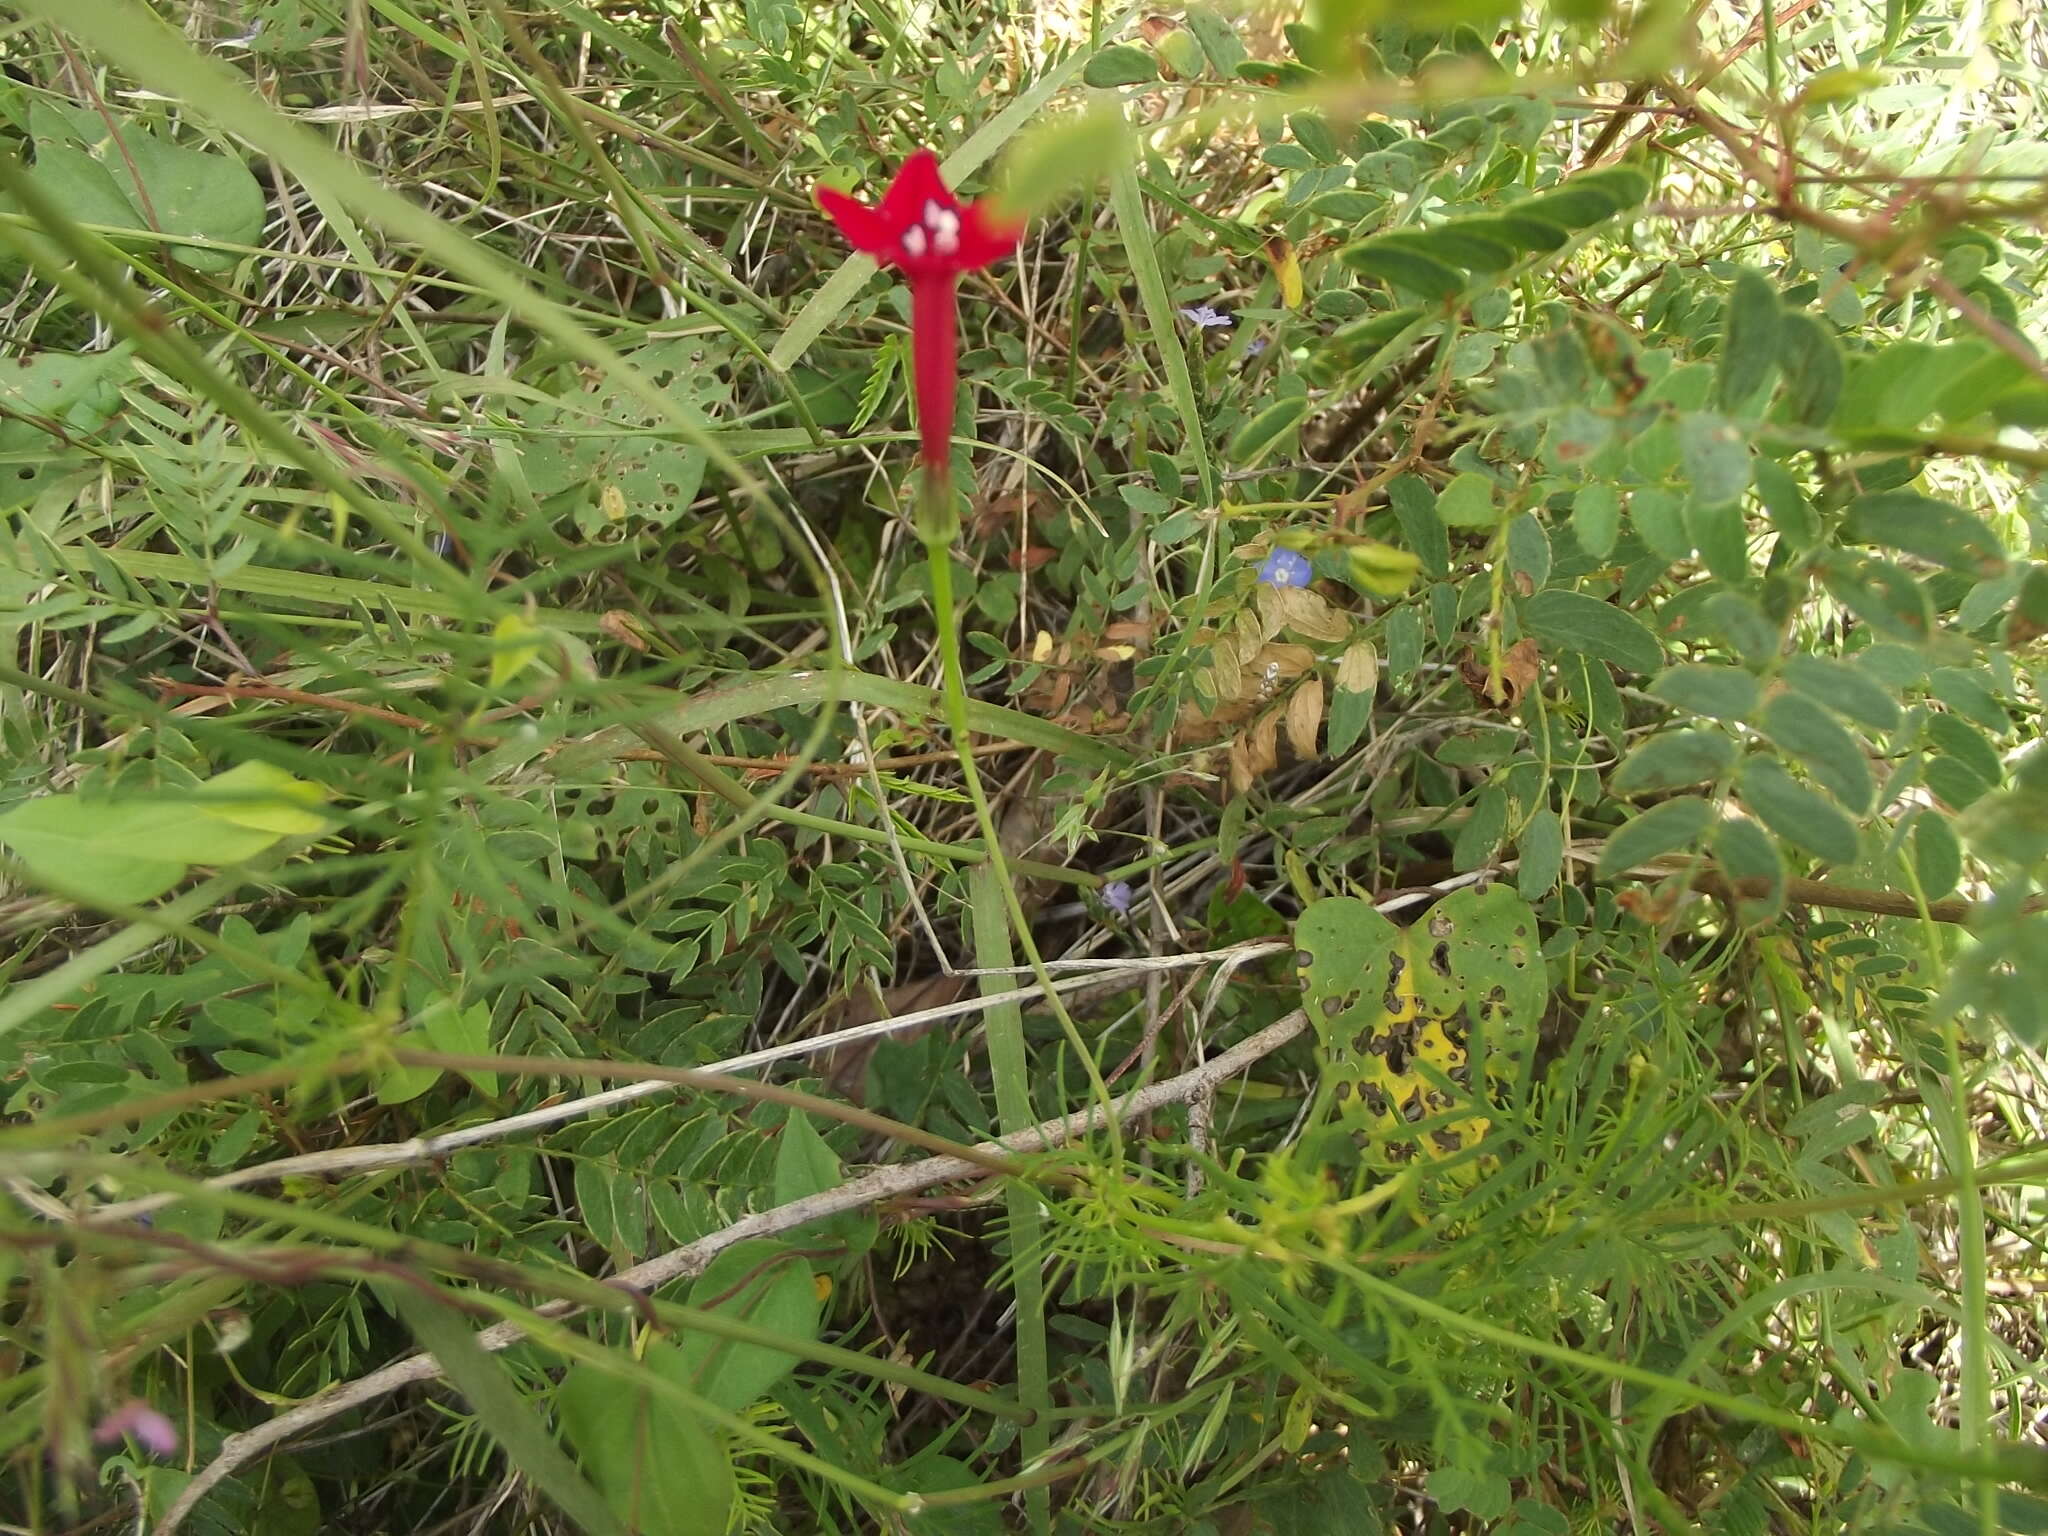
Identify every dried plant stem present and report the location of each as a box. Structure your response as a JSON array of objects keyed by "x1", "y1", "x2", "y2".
[{"x1": 154, "y1": 1012, "x2": 1308, "y2": 1534}]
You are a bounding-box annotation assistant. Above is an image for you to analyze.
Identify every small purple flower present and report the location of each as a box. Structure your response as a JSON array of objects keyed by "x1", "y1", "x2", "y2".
[
  {"x1": 1244, "y1": 335, "x2": 1269, "y2": 358},
  {"x1": 1178, "y1": 304, "x2": 1234, "y2": 330},
  {"x1": 94, "y1": 1400, "x2": 178, "y2": 1458},
  {"x1": 1258, "y1": 549, "x2": 1313, "y2": 589},
  {"x1": 1102, "y1": 880, "x2": 1135, "y2": 917}
]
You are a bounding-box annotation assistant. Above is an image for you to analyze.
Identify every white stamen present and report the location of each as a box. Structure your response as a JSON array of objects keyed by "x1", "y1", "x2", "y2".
[
  {"x1": 902, "y1": 226, "x2": 928, "y2": 257},
  {"x1": 929, "y1": 205, "x2": 961, "y2": 238},
  {"x1": 933, "y1": 226, "x2": 959, "y2": 256}
]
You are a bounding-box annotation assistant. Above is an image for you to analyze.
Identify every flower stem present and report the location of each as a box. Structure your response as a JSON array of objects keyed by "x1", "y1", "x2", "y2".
[{"x1": 923, "y1": 533, "x2": 1122, "y2": 1162}]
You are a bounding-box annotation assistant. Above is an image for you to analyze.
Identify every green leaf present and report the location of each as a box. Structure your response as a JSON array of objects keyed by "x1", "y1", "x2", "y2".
[
  {"x1": 557, "y1": 1347, "x2": 734, "y2": 1535},
  {"x1": 1678, "y1": 413, "x2": 1751, "y2": 506},
  {"x1": 1780, "y1": 654, "x2": 1901, "y2": 731},
  {"x1": 1229, "y1": 395, "x2": 1313, "y2": 467},
  {"x1": 1516, "y1": 808, "x2": 1563, "y2": 898},
  {"x1": 1513, "y1": 165, "x2": 1652, "y2": 229},
  {"x1": 1596, "y1": 796, "x2": 1714, "y2": 880},
  {"x1": 1339, "y1": 235, "x2": 1465, "y2": 298},
  {"x1": 392, "y1": 1290, "x2": 625, "y2": 1536},
  {"x1": 1505, "y1": 514, "x2": 1551, "y2": 592},
  {"x1": 1685, "y1": 496, "x2": 1748, "y2": 584},
  {"x1": 117, "y1": 130, "x2": 267, "y2": 273},
  {"x1": 574, "y1": 1160, "x2": 645, "y2": 1260},
  {"x1": 1521, "y1": 589, "x2": 1662, "y2": 672},
  {"x1": 1712, "y1": 813, "x2": 1785, "y2": 920},
  {"x1": 1630, "y1": 486, "x2": 1689, "y2": 563},
  {"x1": 1776, "y1": 311, "x2": 1844, "y2": 426},
  {"x1": 1703, "y1": 590, "x2": 1779, "y2": 664},
  {"x1": 1924, "y1": 712, "x2": 2002, "y2": 788},
  {"x1": 1819, "y1": 553, "x2": 1934, "y2": 642},
  {"x1": 1082, "y1": 43, "x2": 1159, "y2": 86},
  {"x1": 1759, "y1": 694, "x2": 1874, "y2": 813},
  {"x1": 1573, "y1": 483, "x2": 1620, "y2": 558},
  {"x1": 1650, "y1": 662, "x2": 1759, "y2": 721},
  {"x1": 1436, "y1": 471, "x2": 1497, "y2": 528},
  {"x1": 421, "y1": 1001, "x2": 498, "y2": 1096},
  {"x1": 674, "y1": 1241, "x2": 820, "y2": 1414},
  {"x1": 1388, "y1": 473, "x2": 1449, "y2": 575},
  {"x1": 1754, "y1": 458, "x2": 1820, "y2": 550},
  {"x1": 1412, "y1": 223, "x2": 1518, "y2": 273},
  {"x1": 1185, "y1": 6, "x2": 1248, "y2": 75},
  {"x1": 1612, "y1": 730, "x2": 1736, "y2": 794},
  {"x1": 1843, "y1": 490, "x2": 2008, "y2": 578},
  {"x1": 1454, "y1": 212, "x2": 1570, "y2": 254},
  {"x1": 1716, "y1": 268, "x2": 1782, "y2": 410},
  {"x1": 1928, "y1": 665, "x2": 2008, "y2": 732},
  {"x1": 1907, "y1": 809, "x2": 1961, "y2": 900},
  {"x1": 1739, "y1": 757, "x2": 1861, "y2": 864},
  {"x1": 1452, "y1": 785, "x2": 1507, "y2": 871}
]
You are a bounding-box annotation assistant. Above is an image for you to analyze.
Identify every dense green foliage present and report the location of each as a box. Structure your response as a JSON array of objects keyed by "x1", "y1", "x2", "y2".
[{"x1": 3, "y1": 1, "x2": 2047, "y2": 1532}]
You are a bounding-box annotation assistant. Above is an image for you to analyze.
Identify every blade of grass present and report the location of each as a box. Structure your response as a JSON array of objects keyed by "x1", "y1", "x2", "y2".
[
  {"x1": 388, "y1": 1286, "x2": 628, "y2": 1536},
  {"x1": 1107, "y1": 133, "x2": 1216, "y2": 504},
  {"x1": 969, "y1": 861, "x2": 1053, "y2": 1536}
]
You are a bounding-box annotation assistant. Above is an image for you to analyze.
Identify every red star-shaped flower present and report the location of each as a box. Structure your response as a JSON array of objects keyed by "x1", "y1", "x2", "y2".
[
  {"x1": 815, "y1": 151, "x2": 1024, "y2": 485},
  {"x1": 814, "y1": 149, "x2": 1023, "y2": 280}
]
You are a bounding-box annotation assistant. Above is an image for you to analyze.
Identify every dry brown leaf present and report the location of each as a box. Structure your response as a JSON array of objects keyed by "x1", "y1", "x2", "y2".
[
  {"x1": 1336, "y1": 637, "x2": 1379, "y2": 694},
  {"x1": 1273, "y1": 586, "x2": 1350, "y2": 642},
  {"x1": 1499, "y1": 638, "x2": 1541, "y2": 705},
  {"x1": 599, "y1": 610, "x2": 649, "y2": 652},
  {"x1": 1246, "y1": 711, "x2": 1280, "y2": 780},
  {"x1": 1286, "y1": 676, "x2": 1324, "y2": 760},
  {"x1": 1228, "y1": 738, "x2": 1253, "y2": 795}
]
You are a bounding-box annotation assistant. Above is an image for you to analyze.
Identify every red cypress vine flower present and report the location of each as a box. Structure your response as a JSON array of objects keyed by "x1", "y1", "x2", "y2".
[{"x1": 814, "y1": 150, "x2": 1023, "y2": 483}]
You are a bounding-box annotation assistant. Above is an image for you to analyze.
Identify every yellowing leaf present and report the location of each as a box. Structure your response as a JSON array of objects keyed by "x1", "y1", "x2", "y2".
[
  {"x1": 201, "y1": 761, "x2": 334, "y2": 836},
  {"x1": 1265, "y1": 235, "x2": 1304, "y2": 309},
  {"x1": 1346, "y1": 539, "x2": 1421, "y2": 597},
  {"x1": 490, "y1": 612, "x2": 546, "y2": 689}
]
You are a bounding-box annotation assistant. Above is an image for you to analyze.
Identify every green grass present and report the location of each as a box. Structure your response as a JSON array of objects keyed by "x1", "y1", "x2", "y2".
[{"x1": 3, "y1": 2, "x2": 2048, "y2": 1533}]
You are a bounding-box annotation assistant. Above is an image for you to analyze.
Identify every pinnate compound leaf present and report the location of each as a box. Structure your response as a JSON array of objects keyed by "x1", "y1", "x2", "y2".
[
  {"x1": 1521, "y1": 589, "x2": 1662, "y2": 673},
  {"x1": 1596, "y1": 797, "x2": 1714, "y2": 880},
  {"x1": 1739, "y1": 757, "x2": 1861, "y2": 865}
]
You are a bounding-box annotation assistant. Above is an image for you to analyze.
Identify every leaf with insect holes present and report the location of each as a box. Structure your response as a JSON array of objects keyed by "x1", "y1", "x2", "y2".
[
  {"x1": 518, "y1": 340, "x2": 732, "y2": 534},
  {"x1": 1294, "y1": 884, "x2": 1543, "y2": 1176}
]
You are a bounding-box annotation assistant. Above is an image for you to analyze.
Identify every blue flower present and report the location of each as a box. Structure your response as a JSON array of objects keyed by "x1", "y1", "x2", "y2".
[
  {"x1": 1102, "y1": 879, "x2": 1135, "y2": 916},
  {"x1": 1178, "y1": 304, "x2": 1234, "y2": 330},
  {"x1": 1244, "y1": 335, "x2": 1269, "y2": 358},
  {"x1": 1258, "y1": 548, "x2": 1313, "y2": 589}
]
